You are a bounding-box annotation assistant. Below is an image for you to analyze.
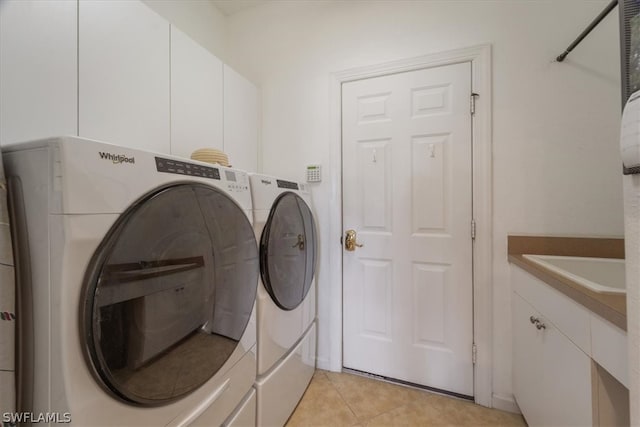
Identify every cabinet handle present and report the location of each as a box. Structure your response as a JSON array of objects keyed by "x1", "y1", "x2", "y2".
[{"x1": 529, "y1": 315, "x2": 546, "y2": 330}]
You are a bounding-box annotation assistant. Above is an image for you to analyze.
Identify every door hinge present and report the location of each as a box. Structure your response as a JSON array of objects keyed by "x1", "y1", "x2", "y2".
[
  {"x1": 471, "y1": 219, "x2": 476, "y2": 240},
  {"x1": 472, "y1": 343, "x2": 477, "y2": 364},
  {"x1": 470, "y1": 93, "x2": 479, "y2": 115}
]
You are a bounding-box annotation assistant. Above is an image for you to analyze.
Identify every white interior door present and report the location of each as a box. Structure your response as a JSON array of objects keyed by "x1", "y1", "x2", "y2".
[{"x1": 342, "y1": 62, "x2": 474, "y2": 396}]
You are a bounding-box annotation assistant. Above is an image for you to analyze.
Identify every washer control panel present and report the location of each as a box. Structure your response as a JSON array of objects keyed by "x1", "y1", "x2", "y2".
[
  {"x1": 155, "y1": 156, "x2": 250, "y2": 194},
  {"x1": 155, "y1": 156, "x2": 220, "y2": 180}
]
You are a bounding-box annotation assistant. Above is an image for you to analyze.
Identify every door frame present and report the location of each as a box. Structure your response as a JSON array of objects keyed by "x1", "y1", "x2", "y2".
[{"x1": 326, "y1": 44, "x2": 493, "y2": 407}]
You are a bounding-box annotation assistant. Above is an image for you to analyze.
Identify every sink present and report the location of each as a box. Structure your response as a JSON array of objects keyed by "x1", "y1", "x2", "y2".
[{"x1": 522, "y1": 254, "x2": 625, "y2": 295}]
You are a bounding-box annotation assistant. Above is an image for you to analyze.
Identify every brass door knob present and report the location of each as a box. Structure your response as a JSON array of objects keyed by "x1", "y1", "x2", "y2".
[{"x1": 345, "y1": 229, "x2": 364, "y2": 251}]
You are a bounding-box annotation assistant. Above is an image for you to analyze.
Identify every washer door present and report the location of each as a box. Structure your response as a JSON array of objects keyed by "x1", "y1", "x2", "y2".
[
  {"x1": 83, "y1": 183, "x2": 258, "y2": 406},
  {"x1": 260, "y1": 192, "x2": 317, "y2": 311}
]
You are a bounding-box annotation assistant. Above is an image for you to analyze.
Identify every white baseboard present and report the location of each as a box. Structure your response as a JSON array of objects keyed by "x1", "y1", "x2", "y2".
[
  {"x1": 316, "y1": 357, "x2": 333, "y2": 372},
  {"x1": 492, "y1": 393, "x2": 521, "y2": 414}
]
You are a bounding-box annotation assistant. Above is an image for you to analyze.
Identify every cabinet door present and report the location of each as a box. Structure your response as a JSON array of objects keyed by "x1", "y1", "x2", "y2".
[
  {"x1": 541, "y1": 317, "x2": 592, "y2": 426},
  {"x1": 513, "y1": 291, "x2": 593, "y2": 427},
  {"x1": 0, "y1": 0, "x2": 77, "y2": 146},
  {"x1": 170, "y1": 26, "x2": 223, "y2": 159},
  {"x1": 512, "y1": 292, "x2": 544, "y2": 426},
  {"x1": 79, "y1": 0, "x2": 170, "y2": 153},
  {"x1": 223, "y1": 65, "x2": 258, "y2": 172}
]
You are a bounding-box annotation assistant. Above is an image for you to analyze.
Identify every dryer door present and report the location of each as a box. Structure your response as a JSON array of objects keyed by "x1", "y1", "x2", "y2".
[
  {"x1": 82, "y1": 183, "x2": 258, "y2": 406},
  {"x1": 260, "y1": 192, "x2": 317, "y2": 311}
]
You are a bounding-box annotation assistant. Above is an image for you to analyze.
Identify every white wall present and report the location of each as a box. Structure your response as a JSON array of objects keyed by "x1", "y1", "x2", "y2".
[
  {"x1": 224, "y1": 0, "x2": 623, "y2": 407},
  {"x1": 143, "y1": 0, "x2": 227, "y2": 60}
]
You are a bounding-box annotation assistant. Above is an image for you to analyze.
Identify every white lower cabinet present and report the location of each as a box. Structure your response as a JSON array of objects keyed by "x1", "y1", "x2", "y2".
[
  {"x1": 513, "y1": 292, "x2": 592, "y2": 426},
  {"x1": 513, "y1": 293, "x2": 544, "y2": 425},
  {"x1": 542, "y1": 313, "x2": 592, "y2": 426}
]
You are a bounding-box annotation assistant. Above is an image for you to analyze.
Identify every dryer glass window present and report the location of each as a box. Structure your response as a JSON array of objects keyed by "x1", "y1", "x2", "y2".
[
  {"x1": 260, "y1": 192, "x2": 317, "y2": 310},
  {"x1": 83, "y1": 183, "x2": 259, "y2": 406}
]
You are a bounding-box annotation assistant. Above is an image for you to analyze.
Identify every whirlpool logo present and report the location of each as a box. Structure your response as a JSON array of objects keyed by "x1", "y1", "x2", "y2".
[{"x1": 98, "y1": 152, "x2": 135, "y2": 165}]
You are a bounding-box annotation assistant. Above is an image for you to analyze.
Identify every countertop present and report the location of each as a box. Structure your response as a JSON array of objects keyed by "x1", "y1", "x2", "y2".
[{"x1": 508, "y1": 235, "x2": 626, "y2": 331}]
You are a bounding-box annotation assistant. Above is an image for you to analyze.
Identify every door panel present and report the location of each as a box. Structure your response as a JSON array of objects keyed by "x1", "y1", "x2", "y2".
[
  {"x1": 413, "y1": 263, "x2": 447, "y2": 345},
  {"x1": 342, "y1": 62, "x2": 473, "y2": 396},
  {"x1": 358, "y1": 140, "x2": 392, "y2": 230},
  {"x1": 361, "y1": 259, "x2": 393, "y2": 341},
  {"x1": 412, "y1": 135, "x2": 448, "y2": 232}
]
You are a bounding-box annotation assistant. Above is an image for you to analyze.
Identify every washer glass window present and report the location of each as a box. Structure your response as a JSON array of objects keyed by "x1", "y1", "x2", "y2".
[
  {"x1": 83, "y1": 183, "x2": 259, "y2": 406},
  {"x1": 260, "y1": 192, "x2": 316, "y2": 311}
]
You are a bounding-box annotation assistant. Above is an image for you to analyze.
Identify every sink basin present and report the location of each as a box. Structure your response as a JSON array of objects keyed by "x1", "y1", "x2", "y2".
[{"x1": 522, "y1": 254, "x2": 625, "y2": 295}]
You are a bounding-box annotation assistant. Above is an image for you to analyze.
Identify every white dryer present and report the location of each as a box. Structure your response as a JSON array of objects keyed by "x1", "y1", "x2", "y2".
[
  {"x1": 249, "y1": 174, "x2": 317, "y2": 426},
  {"x1": 3, "y1": 136, "x2": 259, "y2": 426}
]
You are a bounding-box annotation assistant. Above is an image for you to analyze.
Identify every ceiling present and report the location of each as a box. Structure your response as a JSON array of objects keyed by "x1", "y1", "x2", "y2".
[{"x1": 210, "y1": 0, "x2": 270, "y2": 16}]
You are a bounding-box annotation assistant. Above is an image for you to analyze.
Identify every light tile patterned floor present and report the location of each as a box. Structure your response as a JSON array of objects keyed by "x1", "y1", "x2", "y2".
[{"x1": 286, "y1": 370, "x2": 527, "y2": 426}]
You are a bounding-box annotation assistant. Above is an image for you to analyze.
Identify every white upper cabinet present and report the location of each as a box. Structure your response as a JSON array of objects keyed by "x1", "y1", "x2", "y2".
[
  {"x1": 170, "y1": 26, "x2": 224, "y2": 159},
  {"x1": 1, "y1": 0, "x2": 259, "y2": 162},
  {"x1": 0, "y1": 0, "x2": 77, "y2": 146},
  {"x1": 78, "y1": 0, "x2": 170, "y2": 154},
  {"x1": 223, "y1": 65, "x2": 258, "y2": 172}
]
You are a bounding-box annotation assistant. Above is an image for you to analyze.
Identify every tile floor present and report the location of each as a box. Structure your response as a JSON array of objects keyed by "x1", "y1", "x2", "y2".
[{"x1": 286, "y1": 370, "x2": 527, "y2": 426}]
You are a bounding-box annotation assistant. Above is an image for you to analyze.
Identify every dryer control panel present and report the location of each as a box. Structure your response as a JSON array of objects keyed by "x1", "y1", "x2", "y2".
[
  {"x1": 276, "y1": 179, "x2": 299, "y2": 190},
  {"x1": 224, "y1": 169, "x2": 249, "y2": 192}
]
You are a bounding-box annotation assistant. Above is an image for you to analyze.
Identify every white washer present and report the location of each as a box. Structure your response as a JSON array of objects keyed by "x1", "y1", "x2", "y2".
[
  {"x1": 3, "y1": 136, "x2": 259, "y2": 426},
  {"x1": 249, "y1": 174, "x2": 317, "y2": 427}
]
